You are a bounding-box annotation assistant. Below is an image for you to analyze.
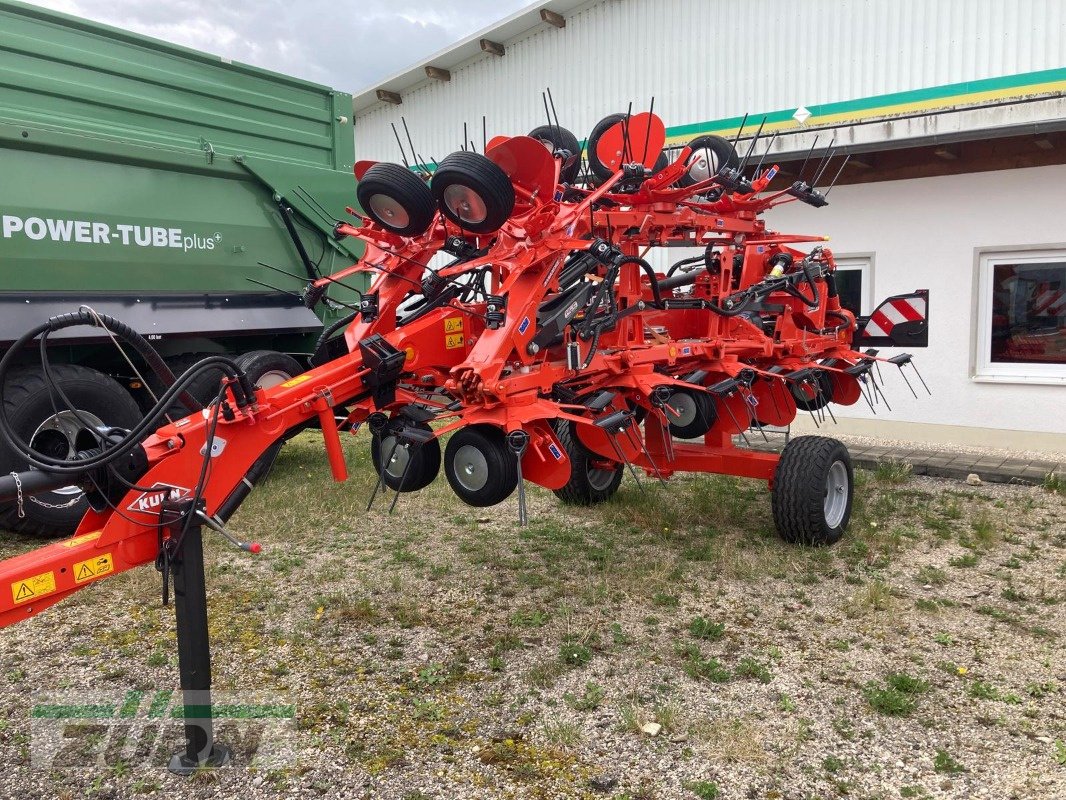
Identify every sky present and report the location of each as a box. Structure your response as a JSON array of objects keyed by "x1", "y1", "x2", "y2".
[{"x1": 27, "y1": 0, "x2": 531, "y2": 93}]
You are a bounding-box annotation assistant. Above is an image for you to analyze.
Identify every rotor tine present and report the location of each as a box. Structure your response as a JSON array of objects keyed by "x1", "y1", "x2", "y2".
[
  {"x1": 719, "y1": 395, "x2": 751, "y2": 447},
  {"x1": 740, "y1": 387, "x2": 769, "y2": 443},
  {"x1": 624, "y1": 422, "x2": 667, "y2": 487},
  {"x1": 810, "y1": 137, "x2": 837, "y2": 187},
  {"x1": 824, "y1": 399, "x2": 837, "y2": 425},
  {"x1": 898, "y1": 365, "x2": 918, "y2": 399},
  {"x1": 542, "y1": 93, "x2": 555, "y2": 152},
  {"x1": 824, "y1": 153, "x2": 851, "y2": 196},
  {"x1": 622, "y1": 101, "x2": 633, "y2": 163},
  {"x1": 731, "y1": 112, "x2": 749, "y2": 150},
  {"x1": 387, "y1": 442, "x2": 418, "y2": 515},
  {"x1": 482, "y1": 115, "x2": 488, "y2": 153},
  {"x1": 295, "y1": 186, "x2": 342, "y2": 225},
  {"x1": 911, "y1": 362, "x2": 932, "y2": 395},
  {"x1": 401, "y1": 117, "x2": 425, "y2": 177},
  {"x1": 245, "y1": 278, "x2": 302, "y2": 300},
  {"x1": 738, "y1": 115, "x2": 767, "y2": 174},
  {"x1": 870, "y1": 371, "x2": 893, "y2": 411},
  {"x1": 607, "y1": 433, "x2": 644, "y2": 493},
  {"x1": 641, "y1": 96, "x2": 655, "y2": 165},
  {"x1": 390, "y1": 122, "x2": 410, "y2": 168},
  {"x1": 546, "y1": 86, "x2": 562, "y2": 140},
  {"x1": 753, "y1": 131, "x2": 779, "y2": 177},
  {"x1": 797, "y1": 135, "x2": 819, "y2": 182},
  {"x1": 368, "y1": 438, "x2": 400, "y2": 511},
  {"x1": 859, "y1": 376, "x2": 876, "y2": 414}
]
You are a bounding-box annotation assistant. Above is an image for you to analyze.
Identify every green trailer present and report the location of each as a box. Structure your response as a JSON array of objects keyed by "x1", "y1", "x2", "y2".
[{"x1": 0, "y1": 0, "x2": 365, "y2": 535}]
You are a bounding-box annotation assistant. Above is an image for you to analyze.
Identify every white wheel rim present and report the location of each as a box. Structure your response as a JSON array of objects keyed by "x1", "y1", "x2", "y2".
[
  {"x1": 686, "y1": 147, "x2": 720, "y2": 182},
  {"x1": 368, "y1": 193, "x2": 411, "y2": 227},
  {"x1": 442, "y1": 184, "x2": 488, "y2": 225},
  {"x1": 453, "y1": 444, "x2": 489, "y2": 492},
  {"x1": 824, "y1": 460, "x2": 849, "y2": 529},
  {"x1": 381, "y1": 435, "x2": 411, "y2": 480},
  {"x1": 30, "y1": 409, "x2": 105, "y2": 496},
  {"x1": 587, "y1": 464, "x2": 616, "y2": 491},
  {"x1": 670, "y1": 392, "x2": 698, "y2": 427},
  {"x1": 254, "y1": 370, "x2": 292, "y2": 389}
]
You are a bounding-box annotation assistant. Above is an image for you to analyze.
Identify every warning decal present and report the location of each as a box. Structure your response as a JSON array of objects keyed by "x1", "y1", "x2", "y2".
[
  {"x1": 444, "y1": 317, "x2": 463, "y2": 333},
  {"x1": 280, "y1": 374, "x2": 313, "y2": 388},
  {"x1": 73, "y1": 553, "x2": 114, "y2": 584},
  {"x1": 445, "y1": 333, "x2": 464, "y2": 349},
  {"x1": 11, "y1": 571, "x2": 57, "y2": 605},
  {"x1": 62, "y1": 531, "x2": 102, "y2": 548}
]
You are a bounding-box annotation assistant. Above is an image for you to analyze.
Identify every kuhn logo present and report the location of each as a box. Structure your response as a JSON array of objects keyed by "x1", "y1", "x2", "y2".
[
  {"x1": 126, "y1": 484, "x2": 192, "y2": 514},
  {"x1": 2, "y1": 215, "x2": 220, "y2": 253}
]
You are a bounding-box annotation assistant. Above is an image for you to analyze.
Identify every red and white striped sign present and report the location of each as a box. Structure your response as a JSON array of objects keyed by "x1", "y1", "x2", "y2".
[
  {"x1": 1032, "y1": 286, "x2": 1066, "y2": 316},
  {"x1": 864, "y1": 295, "x2": 927, "y2": 338}
]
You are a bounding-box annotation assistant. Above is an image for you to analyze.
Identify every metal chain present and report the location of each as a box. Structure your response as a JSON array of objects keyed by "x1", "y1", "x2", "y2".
[
  {"x1": 9, "y1": 472, "x2": 24, "y2": 518},
  {"x1": 28, "y1": 493, "x2": 81, "y2": 510}
]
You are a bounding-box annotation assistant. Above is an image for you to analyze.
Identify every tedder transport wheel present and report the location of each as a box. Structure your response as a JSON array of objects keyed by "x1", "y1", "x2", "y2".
[
  {"x1": 771, "y1": 436, "x2": 853, "y2": 546},
  {"x1": 0, "y1": 364, "x2": 142, "y2": 537},
  {"x1": 552, "y1": 421, "x2": 623, "y2": 505},
  {"x1": 587, "y1": 113, "x2": 669, "y2": 183},
  {"x1": 356, "y1": 162, "x2": 436, "y2": 236},
  {"x1": 790, "y1": 370, "x2": 834, "y2": 412},
  {"x1": 667, "y1": 389, "x2": 718, "y2": 440},
  {"x1": 528, "y1": 125, "x2": 581, "y2": 184},
  {"x1": 370, "y1": 420, "x2": 441, "y2": 492},
  {"x1": 431, "y1": 151, "x2": 515, "y2": 234},
  {"x1": 676, "y1": 135, "x2": 739, "y2": 187},
  {"x1": 443, "y1": 424, "x2": 518, "y2": 507}
]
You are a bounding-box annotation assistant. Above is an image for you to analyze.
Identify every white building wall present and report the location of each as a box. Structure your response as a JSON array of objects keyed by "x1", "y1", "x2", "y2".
[
  {"x1": 765, "y1": 163, "x2": 1066, "y2": 449},
  {"x1": 355, "y1": 0, "x2": 1066, "y2": 164}
]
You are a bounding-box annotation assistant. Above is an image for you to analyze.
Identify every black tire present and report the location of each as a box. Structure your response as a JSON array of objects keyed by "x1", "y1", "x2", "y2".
[
  {"x1": 145, "y1": 353, "x2": 227, "y2": 421},
  {"x1": 371, "y1": 420, "x2": 441, "y2": 492},
  {"x1": 587, "y1": 113, "x2": 626, "y2": 182},
  {"x1": 676, "y1": 135, "x2": 739, "y2": 188},
  {"x1": 790, "y1": 371, "x2": 834, "y2": 412},
  {"x1": 356, "y1": 162, "x2": 436, "y2": 236},
  {"x1": 771, "y1": 436, "x2": 853, "y2": 546},
  {"x1": 552, "y1": 421, "x2": 623, "y2": 505},
  {"x1": 667, "y1": 389, "x2": 718, "y2": 439},
  {"x1": 443, "y1": 424, "x2": 518, "y2": 507},
  {"x1": 528, "y1": 125, "x2": 581, "y2": 184},
  {"x1": 234, "y1": 350, "x2": 305, "y2": 478},
  {"x1": 0, "y1": 364, "x2": 142, "y2": 537},
  {"x1": 431, "y1": 151, "x2": 515, "y2": 234}
]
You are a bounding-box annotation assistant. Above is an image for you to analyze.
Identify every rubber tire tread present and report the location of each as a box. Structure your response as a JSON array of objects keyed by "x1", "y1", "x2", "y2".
[
  {"x1": 551, "y1": 420, "x2": 623, "y2": 505},
  {"x1": 667, "y1": 389, "x2": 718, "y2": 440},
  {"x1": 443, "y1": 424, "x2": 518, "y2": 507},
  {"x1": 771, "y1": 435, "x2": 852, "y2": 546},
  {"x1": 528, "y1": 125, "x2": 582, "y2": 183},
  {"x1": 790, "y1": 370, "x2": 834, "y2": 412},
  {"x1": 371, "y1": 421, "x2": 442, "y2": 492},
  {"x1": 357, "y1": 162, "x2": 436, "y2": 236},
  {"x1": 676, "y1": 135, "x2": 740, "y2": 188},
  {"x1": 0, "y1": 364, "x2": 142, "y2": 537},
  {"x1": 431, "y1": 151, "x2": 515, "y2": 234}
]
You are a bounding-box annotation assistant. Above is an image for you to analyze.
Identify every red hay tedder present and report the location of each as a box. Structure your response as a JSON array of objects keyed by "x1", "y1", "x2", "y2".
[{"x1": 0, "y1": 109, "x2": 929, "y2": 771}]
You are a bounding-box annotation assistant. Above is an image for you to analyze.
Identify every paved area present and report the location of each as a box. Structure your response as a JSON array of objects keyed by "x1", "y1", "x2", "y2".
[{"x1": 742, "y1": 432, "x2": 1062, "y2": 485}]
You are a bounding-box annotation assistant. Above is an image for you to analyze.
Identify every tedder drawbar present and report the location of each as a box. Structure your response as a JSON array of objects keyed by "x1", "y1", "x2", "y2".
[{"x1": 0, "y1": 110, "x2": 929, "y2": 771}]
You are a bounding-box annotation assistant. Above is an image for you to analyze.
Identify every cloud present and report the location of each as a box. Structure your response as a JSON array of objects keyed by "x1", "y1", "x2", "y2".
[{"x1": 24, "y1": 0, "x2": 530, "y2": 92}]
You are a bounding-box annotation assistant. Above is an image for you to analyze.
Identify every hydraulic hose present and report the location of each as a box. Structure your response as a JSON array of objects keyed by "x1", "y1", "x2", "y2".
[
  {"x1": 617, "y1": 256, "x2": 663, "y2": 309},
  {"x1": 0, "y1": 311, "x2": 247, "y2": 474}
]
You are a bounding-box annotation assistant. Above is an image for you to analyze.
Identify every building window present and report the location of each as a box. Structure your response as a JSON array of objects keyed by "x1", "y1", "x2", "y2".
[
  {"x1": 976, "y1": 249, "x2": 1066, "y2": 383},
  {"x1": 833, "y1": 256, "x2": 873, "y2": 316}
]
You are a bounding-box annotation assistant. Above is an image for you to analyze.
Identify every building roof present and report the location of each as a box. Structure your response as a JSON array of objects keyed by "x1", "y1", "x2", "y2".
[{"x1": 351, "y1": 0, "x2": 590, "y2": 114}]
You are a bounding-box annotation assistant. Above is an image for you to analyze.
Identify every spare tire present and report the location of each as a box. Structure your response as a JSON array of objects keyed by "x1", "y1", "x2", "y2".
[{"x1": 0, "y1": 364, "x2": 142, "y2": 537}]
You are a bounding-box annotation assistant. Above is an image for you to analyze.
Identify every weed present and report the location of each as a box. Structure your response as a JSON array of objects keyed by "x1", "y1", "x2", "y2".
[
  {"x1": 865, "y1": 673, "x2": 927, "y2": 716},
  {"x1": 1055, "y1": 739, "x2": 1066, "y2": 766},
  {"x1": 734, "y1": 657, "x2": 772, "y2": 684},
  {"x1": 933, "y1": 748, "x2": 966, "y2": 774},
  {"x1": 558, "y1": 642, "x2": 593, "y2": 668},
  {"x1": 564, "y1": 682, "x2": 605, "y2": 712},
  {"x1": 949, "y1": 552, "x2": 979, "y2": 568},
  {"x1": 542, "y1": 717, "x2": 582, "y2": 746},
  {"x1": 916, "y1": 565, "x2": 948, "y2": 586},
  {"x1": 822, "y1": 755, "x2": 845, "y2": 773},
  {"x1": 874, "y1": 461, "x2": 911, "y2": 484},
  {"x1": 1043, "y1": 472, "x2": 1064, "y2": 496},
  {"x1": 969, "y1": 681, "x2": 1000, "y2": 700},
  {"x1": 684, "y1": 780, "x2": 720, "y2": 799},
  {"x1": 688, "y1": 616, "x2": 726, "y2": 641},
  {"x1": 933, "y1": 632, "x2": 954, "y2": 645}
]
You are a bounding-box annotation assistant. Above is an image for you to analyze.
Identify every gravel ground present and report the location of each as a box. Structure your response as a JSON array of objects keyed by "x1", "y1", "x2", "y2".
[{"x1": 0, "y1": 433, "x2": 1062, "y2": 800}]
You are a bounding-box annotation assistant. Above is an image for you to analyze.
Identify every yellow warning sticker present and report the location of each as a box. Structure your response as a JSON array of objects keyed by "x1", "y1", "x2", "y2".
[
  {"x1": 280, "y1": 374, "x2": 313, "y2": 388},
  {"x1": 73, "y1": 553, "x2": 114, "y2": 584},
  {"x1": 404, "y1": 346, "x2": 416, "y2": 362},
  {"x1": 62, "y1": 531, "x2": 102, "y2": 548},
  {"x1": 11, "y1": 571, "x2": 56, "y2": 605},
  {"x1": 445, "y1": 333, "x2": 465, "y2": 349},
  {"x1": 444, "y1": 317, "x2": 464, "y2": 334}
]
